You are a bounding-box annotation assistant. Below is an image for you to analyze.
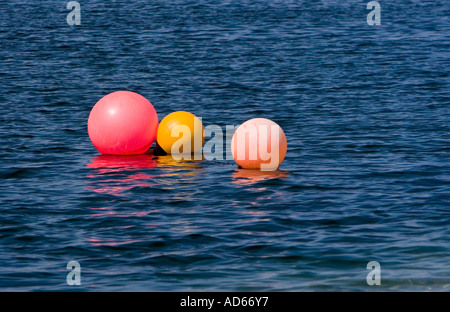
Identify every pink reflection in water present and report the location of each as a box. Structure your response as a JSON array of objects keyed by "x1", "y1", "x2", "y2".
[
  {"x1": 88, "y1": 237, "x2": 142, "y2": 247},
  {"x1": 86, "y1": 154, "x2": 161, "y2": 196},
  {"x1": 90, "y1": 208, "x2": 160, "y2": 218},
  {"x1": 87, "y1": 154, "x2": 158, "y2": 171},
  {"x1": 86, "y1": 155, "x2": 165, "y2": 247}
]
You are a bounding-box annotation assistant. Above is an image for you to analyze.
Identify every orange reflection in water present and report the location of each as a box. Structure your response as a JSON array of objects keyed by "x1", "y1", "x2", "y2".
[
  {"x1": 153, "y1": 155, "x2": 204, "y2": 184},
  {"x1": 232, "y1": 168, "x2": 289, "y2": 186},
  {"x1": 154, "y1": 154, "x2": 201, "y2": 168}
]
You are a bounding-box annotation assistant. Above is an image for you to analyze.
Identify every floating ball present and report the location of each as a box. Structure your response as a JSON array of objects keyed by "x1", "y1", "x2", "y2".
[
  {"x1": 156, "y1": 111, "x2": 204, "y2": 154},
  {"x1": 231, "y1": 118, "x2": 287, "y2": 171},
  {"x1": 88, "y1": 91, "x2": 158, "y2": 155}
]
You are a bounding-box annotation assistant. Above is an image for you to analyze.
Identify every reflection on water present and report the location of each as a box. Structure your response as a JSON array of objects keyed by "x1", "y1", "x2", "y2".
[
  {"x1": 88, "y1": 237, "x2": 143, "y2": 247},
  {"x1": 154, "y1": 154, "x2": 206, "y2": 187},
  {"x1": 87, "y1": 154, "x2": 158, "y2": 172},
  {"x1": 154, "y1": 154, "x2": 202, "y2": 169},
  {"x1": 85, "y1": 152, "x2": 204, "y2": 247},
  {"x1": 86, "y1": 152, "x2": 206, "y2": 195},
  {"x1": 89, "y1": 207, "x2": 160, "y2": 218},
  {"x1": 86, "y1": 154, "x2": 161, "y2": 196},
  {"x1": 232, "y1": 168, "x2": 289, "y2": 186}
]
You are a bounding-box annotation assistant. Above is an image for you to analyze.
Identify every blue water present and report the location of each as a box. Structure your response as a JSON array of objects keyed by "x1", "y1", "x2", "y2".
[{"x1": 1, "y1": 0, "x2": 449, "y2": 291}]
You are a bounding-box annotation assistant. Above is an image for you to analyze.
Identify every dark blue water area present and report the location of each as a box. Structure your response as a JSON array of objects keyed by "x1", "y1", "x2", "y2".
[{"x1": 0, "y1": 0, "x2": 449, "y2": 291}]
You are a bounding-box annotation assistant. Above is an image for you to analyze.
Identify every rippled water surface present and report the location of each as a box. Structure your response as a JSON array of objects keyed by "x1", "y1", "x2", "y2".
[{"x1": 1, "y1": 0, "x2": 449, "y2": 291}]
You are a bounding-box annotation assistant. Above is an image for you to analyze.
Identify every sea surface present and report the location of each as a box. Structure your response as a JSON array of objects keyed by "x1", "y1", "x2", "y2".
[{"x1": 0, "y1": 0, "x2": 449, "y2": 291}]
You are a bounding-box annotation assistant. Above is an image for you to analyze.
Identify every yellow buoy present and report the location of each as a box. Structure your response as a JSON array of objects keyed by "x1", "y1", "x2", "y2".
[{"x1": 156, "y1": 111, "x2": 204, "y2": 155}]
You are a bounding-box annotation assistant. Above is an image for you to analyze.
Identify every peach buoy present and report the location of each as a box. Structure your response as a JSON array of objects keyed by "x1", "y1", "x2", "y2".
[{"x1": 231, "y1": 118, "x2": 287, "y2": 171}]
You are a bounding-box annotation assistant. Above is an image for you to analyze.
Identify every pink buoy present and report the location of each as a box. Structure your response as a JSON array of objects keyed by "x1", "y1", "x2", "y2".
[
  {"x1": 231, "y1": 118, "x2": 287, "y2": 171},
  {"x1": 88, "y1": 91, "x2": 158, "y2": 155}
]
